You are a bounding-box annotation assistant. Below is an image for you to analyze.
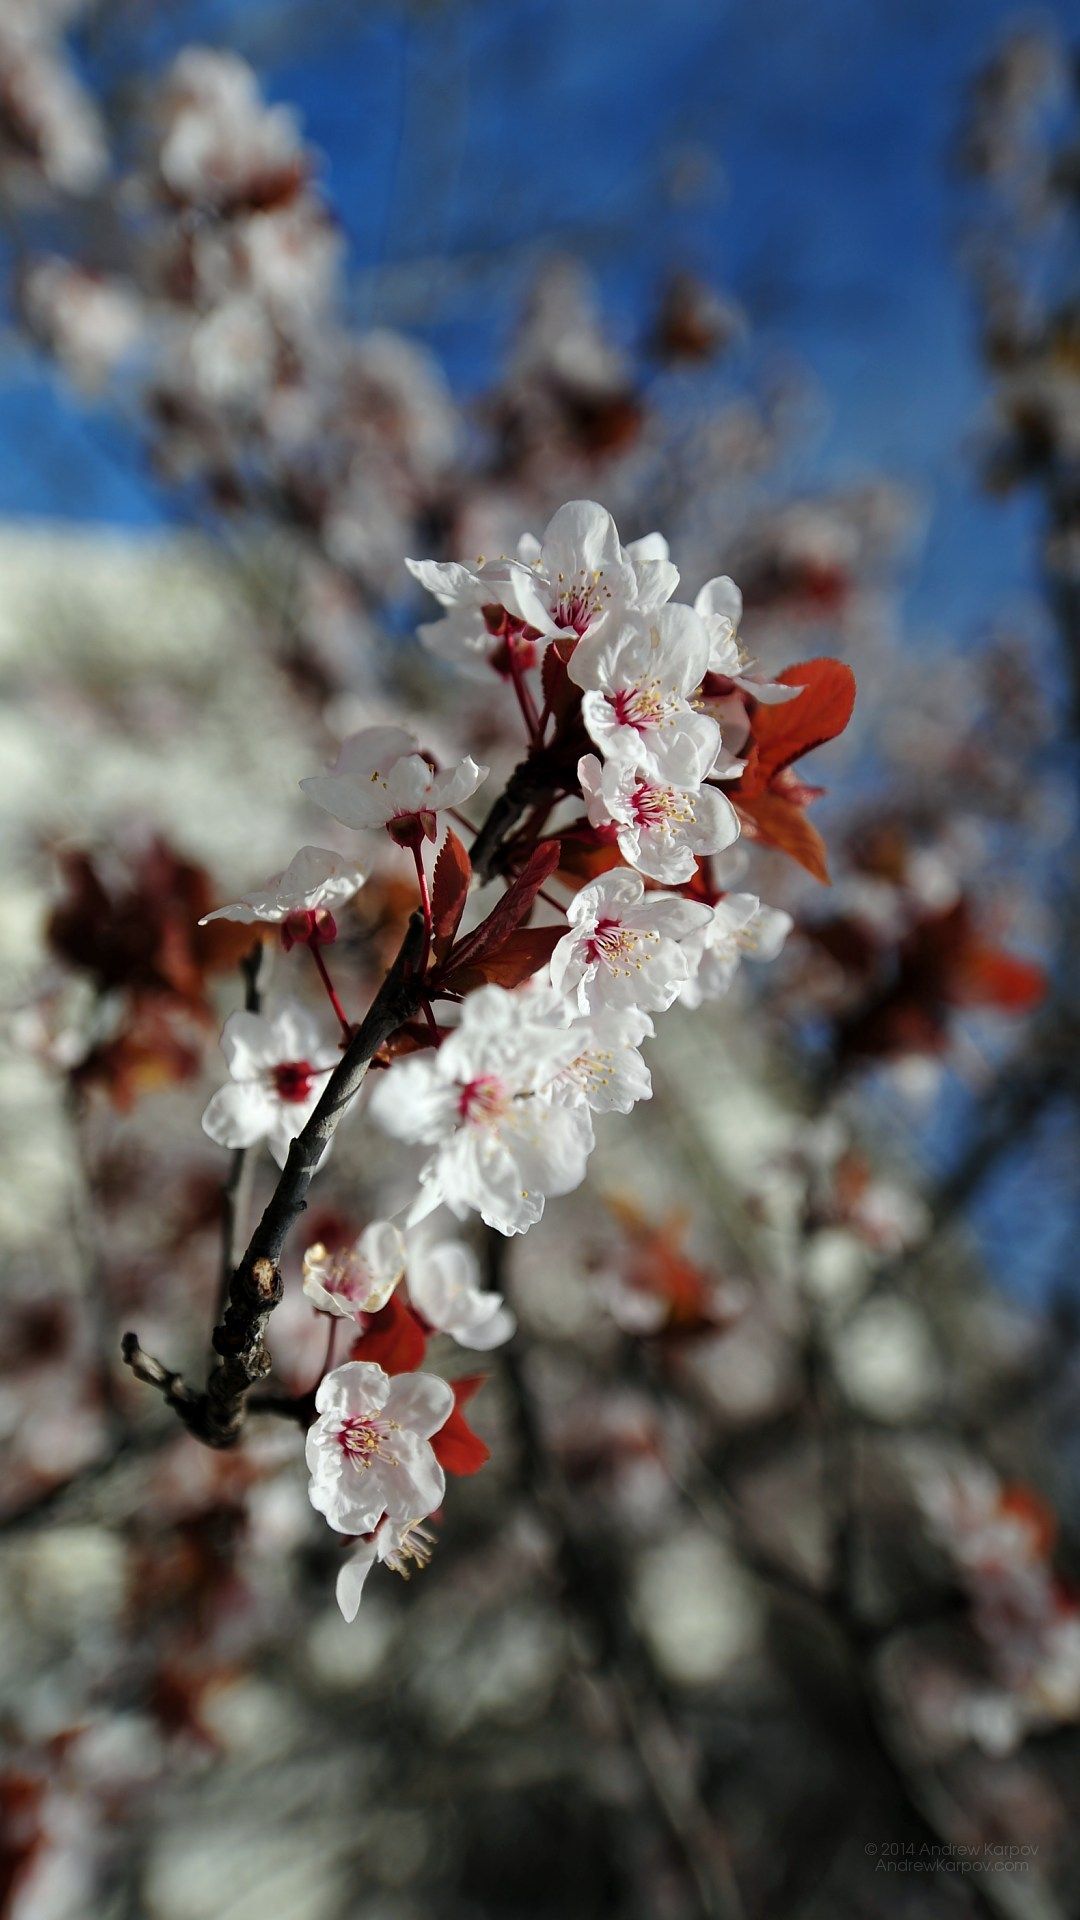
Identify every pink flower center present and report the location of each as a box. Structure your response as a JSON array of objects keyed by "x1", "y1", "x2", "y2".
[
  {"x1": 273, "y1": 1059, "x2": 316, "y2": 1103},
  {"x1": 553, "y1": 590, "x2": 594, "y2": 635},
  {"x1": 551, "y1": 567, "x2": 610, "y2": 636},
  {"x1": 326, "y1": 1255, "x2": 373, "y2": 1304},
  {"x1": 457, "y1": 1074, "x2": 509, "y2": 1124},
  {"x1": 629, "y1": 780, "x2": 693, "y2": 833},
  {"x1": 610, "y1": 682, "x2": 664, "y2": 733},
  {"x1": 335, "y1": 1414, "x2": 398, "y2": 1466},
  {"x1": 584, "y1": 916, "x2": 640, "y2": 969}
]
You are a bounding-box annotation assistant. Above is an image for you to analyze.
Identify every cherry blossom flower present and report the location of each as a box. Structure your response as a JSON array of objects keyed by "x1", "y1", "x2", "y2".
[
  {"x1": 367, "y1": 985, "x2": 594, "y2": 1236},
  {"x1": 306, "y1": 1360, "x2": 452, "y2": 1535},
  {"x1": 302, "y1": 1221, "x2": 405, "y2": 1319},
  {"x1": 199, "y1": 847, "x2": 365, "y2": 941},
  {"x1": 694, "y1": 576, "x2": 805, "y2": 702},
  {"x1": 678, "y1": 894, "x2": 794, "y2": 1010},
  {"x1": 21, "y1": 259, "x2": 143, "y2": 393},
  {"x1": 548, "y1": 1007, "x2": 654, "y2": 1115},
  {"x1": 407, "y1": 499, "x2": 677, "y2": 673},
  {"x1": 695, "y1": 575, "x2": 804, "y2": 755},
  {"x1": 335, "y1": 1515, "x2": 439, "y2": 1621},
  {"x1": 579, "y1": 753, "x2": 740, "y2": 884},
  {"x1": 568, "y1": 604, "x2": 720, "y2": 784},
  {"x1": 405, "y1": 1236, "x2": 516, "y2": 1349},
  {"x1": 523, "y1": 982, "x2": 655, "y2": 1114},
  {"x1": 549, "y1": 870, "x2": 711, "y2": 1015},
  {"x1": 155, "y1": 49, "x2": 307, "y2": 213},
  {"x1": 301, "y1": 726, "x2": 487, "y2": 850},
  {"x1": 200, "y1": 998, "x2": 339, "y2": 1169}
]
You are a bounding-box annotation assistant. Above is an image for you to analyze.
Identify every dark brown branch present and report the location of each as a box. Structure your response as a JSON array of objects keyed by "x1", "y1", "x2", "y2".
[
  {"x1": 468, "y1": 748, "x2": 559, "y2": 880},
  {"x1": 217, "y1": 939, "x2": 268, "y2": 1316}
]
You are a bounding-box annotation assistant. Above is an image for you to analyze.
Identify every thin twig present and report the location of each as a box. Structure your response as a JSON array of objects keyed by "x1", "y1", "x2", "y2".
[{"x1": 122, "y1": 912, "x2": 427, "y2": 1445}]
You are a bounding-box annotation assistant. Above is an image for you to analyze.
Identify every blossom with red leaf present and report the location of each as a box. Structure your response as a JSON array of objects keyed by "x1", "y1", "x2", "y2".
[
  {"x1": 723, "y1": 659, "x2": 857, "y2": 881},
  {"x1": 431, "y1": 1375, "x2": 491, "y2": 1477}
]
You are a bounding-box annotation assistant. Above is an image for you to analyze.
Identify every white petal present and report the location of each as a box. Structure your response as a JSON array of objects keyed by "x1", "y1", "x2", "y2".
[
  {"x1": 315, "y1": 1360, "x2": 391, "y2": 1418},
  {"x1": 336, "y1": 1541, "x2": 378, "y2": 1621},
  {"x1": 384, "y1": 1370, "x2": 455, "y2": 1440},
  {"x1": 201, "y1": 1081, "x2": 273, "y2": 1150}
]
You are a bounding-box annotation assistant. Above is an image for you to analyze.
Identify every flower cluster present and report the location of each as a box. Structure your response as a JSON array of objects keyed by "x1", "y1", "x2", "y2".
[
  {"x1": 187, "y1": 497, "x2": 853, "y2": 1617},
  {"x1": 917, "y1": 1463, "x2": 1080, "y2": 1754}
]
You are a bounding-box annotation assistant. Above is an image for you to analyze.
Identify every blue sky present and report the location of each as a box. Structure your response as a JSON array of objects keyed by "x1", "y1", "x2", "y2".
[{"x1": 1, "y1": 0, "x2": 1056, "y2": 638}]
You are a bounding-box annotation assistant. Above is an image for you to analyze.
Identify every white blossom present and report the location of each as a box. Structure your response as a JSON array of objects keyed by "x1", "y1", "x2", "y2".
[
  {"x1": 678, "y1": 894, "x2": 794, "y2": 1009},
  {"x1": 199, "y1": 846, "x2": 365, "y2": 926},
  {"x1": 579, "y1": 753, "x2": 740, "y2": 885},
  {"x1": 694, "y1": 576, "x2": 802, "y2": 701},
  {"x1": 405, "y1": 1236, "x2": 516, "y2": 1349},
  {"x1": 407, "y1": 499, "x2": 677, "y2": 672},
  {"x1": 522, "y1": 981, "x2": 654, "y2": 1114},
  {"x1": 200, "y1": 998, "x2": 339, "y2": 1169},
  {"x1": 368, "y1": 985, "x2": 594, "y2": 1236},
  {"x1": 301, "y1": 725, "x2": 487, "y2": 847},
  {"x1": 156, "y1": 49, "x2": 306, "y2": 212},
  {"x1": 335, "y1": 1515, "x2": 439, "y2": 1620},
  {"x1": 549, "y1": 870, "x2": 711, "y2": 1016},
  {"x1": 568, "y1": 604, "x2": 719, "y2": 783},
  {"x1": 21, "y1": 258, "x2": 143, "y2": 392},
  {"x1": 302, "y1": 1221, "x2": 406, "y2": 1319},
  {"x1": 306, "y1": 1360, "x2": 452, "y2": 1535}
]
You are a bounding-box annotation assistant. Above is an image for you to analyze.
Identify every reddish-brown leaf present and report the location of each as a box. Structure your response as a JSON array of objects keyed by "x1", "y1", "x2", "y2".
[
  {"x1": 444, "y1": 925, "x2": 564, "y2": 993},
  {"x1": 736, "y1": 792, "x2": 832, "y2": 883},
  {"x1": 430, "y1": 829, "x2": 472, "y2": 961},
  {"x1": 540, "y1": 636, "x2": 579, "y2": 728},
  {"x1": 431, "y1": 1375, "x2": 490, "y2": 1476},
  {"x1": 439, "y1": 839, "x2": 561, "y2": 977},
  {"x1": 348, "y1": 1295, "x2": 427, "y2": 1374},
  {"x1": 738, "y1": 659, "x2": 856, "y2": 797},
  {"x1": 952, "y1": 945, "x2": 1047, "y2": 1012}
]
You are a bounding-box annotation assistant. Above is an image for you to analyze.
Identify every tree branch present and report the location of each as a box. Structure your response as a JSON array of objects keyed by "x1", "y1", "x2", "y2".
[{"x1": 121, "y1": 910, "x2": 427, "y2": 1446}]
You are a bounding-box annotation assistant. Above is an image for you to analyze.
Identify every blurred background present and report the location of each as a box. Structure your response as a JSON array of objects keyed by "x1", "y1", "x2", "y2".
[{"x1": 1, "y1": 2, "x2": 1079, "y2": 1916}]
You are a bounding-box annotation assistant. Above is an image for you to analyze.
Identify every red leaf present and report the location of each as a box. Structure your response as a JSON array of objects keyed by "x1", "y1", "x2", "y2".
[
  {"x1": 554, "y1": 821, "x2": 624, "y2": 886},
  {"x1": 439, "y1": 839, "x2": 561, "y2": 978},
  {"x1": 738, "y1": 659, "x2": 856, "y2": 797},
  {"x1": 348, "y1": 1294, "x2": 427, "y2": 1374},
  {"x1": 736, "y1": 792, "x2": 832, "y2": 883},
  {"x1": 952, "y1": 945, "x2": 1047, "y2": 1012},
  {"x1": 540, "y1": 636, "x2": 579, "y2": 727},
  {"x1": 431, "y1": 1375, "x2": 491, "y2": 1476},
  {"x1": 431, "y1": 830, "x2": 472, "y2": 961},
  {"x1": 445, "y1": 925, "x2": 564, "y2": 992}
]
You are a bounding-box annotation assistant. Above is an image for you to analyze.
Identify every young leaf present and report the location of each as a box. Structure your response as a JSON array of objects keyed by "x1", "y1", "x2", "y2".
[
  {"x1": 431, "y1": 1376, "x2": 491, "y2": 1476},
  {"x1": 430, "y1": 829, "x2": 472, "y2": 960},
  {"x1": 443, "y1": 925, "x2": 564, "y2": 993},
  {"x1": 348, "y1": 1294, "x2": 428, "y2": 1374},
  {"x1": 439, "y1": 839, "x2": 561, "y2": 977},
  {"x1": 736, "y1": 791, "x2": 831, "y2": 883},
  {"x1": 738, "y1": 659, "x2": 856, "y2": 797}
]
